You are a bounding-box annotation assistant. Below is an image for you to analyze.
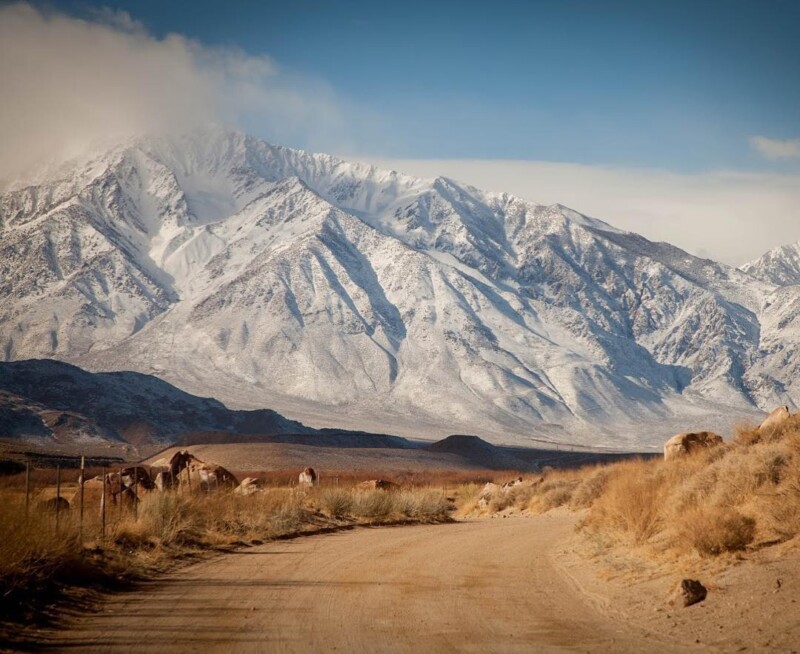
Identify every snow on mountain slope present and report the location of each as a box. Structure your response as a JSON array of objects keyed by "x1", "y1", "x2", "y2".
[
  {"x1": 737, "y1": 240, "x2": 800, "y2": 410},
  {"x1": 741, "y1": 242, "x2": 800, "y2": 286},
  {"x1": 0, "y1": 127, "x2": 785, "y2": 448}
]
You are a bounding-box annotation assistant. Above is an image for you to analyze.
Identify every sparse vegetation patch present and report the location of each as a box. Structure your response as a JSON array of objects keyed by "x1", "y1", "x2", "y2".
[{"x1": 466, "y1": 421, "x2": 800, "y2": 560}]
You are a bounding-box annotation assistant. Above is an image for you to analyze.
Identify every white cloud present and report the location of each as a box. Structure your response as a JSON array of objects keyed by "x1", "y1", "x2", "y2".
[
  {"x1": 357, "y1": 157, "x2": 800, "y2": 265},
  {"x1": 0, "y1": 3, "x2": 356, "y2": 180},
  {"x1": 750, "y1": 135, "x2": 800, "y2": 160}
]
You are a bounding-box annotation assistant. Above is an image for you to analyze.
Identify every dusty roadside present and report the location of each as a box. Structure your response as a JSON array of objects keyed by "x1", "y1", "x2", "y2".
[
  {"x1": 551, "y1": 510, "x2": 800, "y2": 652},
  {"x1": 8, "y1": 511, "x2": 797, "y2": 653},
  {"x1": 11, "y1": 514, "x2": 685, "y2": 653}
]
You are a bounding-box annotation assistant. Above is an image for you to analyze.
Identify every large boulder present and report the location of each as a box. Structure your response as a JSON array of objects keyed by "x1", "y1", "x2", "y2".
[
  {"x1": 663, "y1": 431, "x2": 723, "y2": 461},
  {"x1": 477, "y1": 482, "x2": 502, "y2": 507},
  {"x1": 68, "y1": 476, "x2": 138, "y2": 514},
  {"x1": 758, "y1": 406, "x2": 791, "y2": 434}
]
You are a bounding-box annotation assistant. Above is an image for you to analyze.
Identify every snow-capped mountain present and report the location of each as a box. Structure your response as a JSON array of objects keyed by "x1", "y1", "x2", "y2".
[
  {"x1": 0, "y1": 127, "x2": 792, "y2": 448},
  {"x1": 738, "y1": 243, "x2": 800, "y2": 406},
  {"x1": 741, "y1": 242, "x2": 800, "y2": 287}
]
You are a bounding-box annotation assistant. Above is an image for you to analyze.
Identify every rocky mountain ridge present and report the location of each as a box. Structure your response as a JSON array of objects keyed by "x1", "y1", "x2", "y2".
[{"x1": 1, "y1": 127, "x2": 796, "y2": 448}]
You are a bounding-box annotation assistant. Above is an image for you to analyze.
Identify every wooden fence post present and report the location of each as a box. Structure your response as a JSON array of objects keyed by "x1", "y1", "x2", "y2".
[
  {"x1": 133, "y1": 466, "x2": 138, "y2": 520},
  {"x1": 100, "y1": 466, "x2": 106, "y2": 544},
  {"x1": 55, "y1": 465, "x2": 61, "y2": 534},
  {"x1": 24, "y1": 461, "x2": 30, "y2": 520},
  {"x1": 79, "y1": 456, "x2": 85, "y2": 542}
]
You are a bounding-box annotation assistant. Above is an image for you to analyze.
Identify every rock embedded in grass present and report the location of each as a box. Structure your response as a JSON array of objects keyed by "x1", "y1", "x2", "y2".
[{"x1": 663, "y1": 431, "x2": 723, "y2": 461}]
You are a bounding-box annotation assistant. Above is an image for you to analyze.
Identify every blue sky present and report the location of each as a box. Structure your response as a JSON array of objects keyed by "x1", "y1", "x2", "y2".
[
  {"x1": 40, "y1": 0, "x2": 800, "y2": 172},
  {"x1": 2, "y1": 1, "x2": 799, "y2": 263}
]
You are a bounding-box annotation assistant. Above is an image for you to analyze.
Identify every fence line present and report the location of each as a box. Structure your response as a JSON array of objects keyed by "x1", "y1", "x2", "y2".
[
  {"x1": 55, "y1": 465, "x2": 61, "y2": 534},
  {"x1": 79, "y1": 456, "x2": 85, "y2": 542},
  {"x1": 100, "y1": 465, "x2": 106, "y2": 544}
]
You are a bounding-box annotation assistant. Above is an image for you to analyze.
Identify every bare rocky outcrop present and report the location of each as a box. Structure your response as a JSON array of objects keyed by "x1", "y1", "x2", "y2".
[
  {"x1": 663, "y1": 431, "x2": 723, "y2": 461},
  {"x1": 166, "y1": 450, "x2": 239, "y2": 491},
  {"x1": 758, "y1": 406, "x2": 791, "y2": 434}
]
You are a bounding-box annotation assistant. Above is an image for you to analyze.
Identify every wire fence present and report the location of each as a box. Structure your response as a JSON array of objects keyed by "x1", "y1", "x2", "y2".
[
  {"x1": 11, "y1": 458, "x2": 135, "y2": 545},
  {"x1": 8, "y1": 456, "x2": 458, "y2": 548}
]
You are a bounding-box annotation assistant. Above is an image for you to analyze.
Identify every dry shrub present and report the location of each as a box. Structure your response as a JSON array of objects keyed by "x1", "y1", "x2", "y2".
[
  {"x1": 569, "y1": 466, "x2": 611, "y2": 509},
  {"x1": 352, "y1": 489, "x2": 395, "y2": 518},
  {"x1": 734, "y1": 422, "x2": 762, "y2": 446},
  {"x1": 761, "y1": 414, "x2": 800, "y2": 441},
  {"x1": 528, "y1": 477, "x2": 580, "y2": 512},
  {"x1": 583, "y1": 459, "x2": 665, "y2": 545},
  {"x1": 317, "y1": 488, "x2": 354, "y2": 519},
  {"x1": 579, "y1": 424, "x2": 800, "y2": 557},
  {"x1": 452, "y1": 482, "x2": 483, "y2": 514},
  {"x1": 761, "y1": 443, "x2": 800, "y2": 540},
  {"x1": 488, "y1": 489, "x2": 514, "y2": 512},
  {"x1": 395, "y1": 490, "x2": 450, "y2": 520},
  {"x1": 736, "y1": 414, "x2": 800, "y2": 445},
  {"x1": 764, "y1": 488, "x2": 800, "y2": 541},
  {"x1": 0, "y1": 495, "x2": 102, "y2": 622},
  {"x1": 0, "y1": 497, "x2": 82, "y2": 588},
  {"x1": 118, "y1": 493, "x2": 197, "y2": 547},
  {"x1": 679, "y1": 507, "x2": 756, "y2": 555}
]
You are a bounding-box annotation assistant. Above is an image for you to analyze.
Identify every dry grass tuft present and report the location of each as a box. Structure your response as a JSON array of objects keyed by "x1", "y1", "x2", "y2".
[
  {"x1": 582, "y1": 459, "x2": 665, "y2": 544},
  {"x1": 585, "y1": 430, "x2": 800, "y2": 556},
  {"x1": 678, "y1": 507, "x2": 756, "y2": 556},
  {"x1": 569, "y1": 465, "x2": 611, "y2": 509},
  {"x1": 527, "y1": 476, "x2": 580, "y2": 512}
]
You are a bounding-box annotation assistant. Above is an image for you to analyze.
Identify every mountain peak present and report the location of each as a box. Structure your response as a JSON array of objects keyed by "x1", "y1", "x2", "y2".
[
  {"x1": 741, "y1": 241, "x2": 800, "y2": 286},
  {"x1": 0, "y1": 128, "x2": 786, "y2": 449}
]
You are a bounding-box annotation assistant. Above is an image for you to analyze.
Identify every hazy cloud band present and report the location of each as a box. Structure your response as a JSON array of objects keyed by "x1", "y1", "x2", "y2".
[
  {"x1": 360, "y1": 158, "x2": 800, "y2": 265},
  {"x1": 0, "y1": 2, "x2": 352, "y2": 180}
]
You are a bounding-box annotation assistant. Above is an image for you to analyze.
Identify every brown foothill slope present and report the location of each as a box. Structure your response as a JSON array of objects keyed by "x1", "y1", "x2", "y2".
[
  {"x1": 424, "y1": 433, "x2": 532, "y2": 470},
  {"x1": 36, "y1": 515, "x2": 683, "y2": 653},
  {"x1": 142, "y1": 442, "x2": 507, "y2": 477}
]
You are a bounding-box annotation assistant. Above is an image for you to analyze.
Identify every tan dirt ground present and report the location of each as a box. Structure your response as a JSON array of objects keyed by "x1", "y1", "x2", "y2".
[
  {"x1": 18, "y1": 512, "x2": 800, "y2": 653},
  {"x1": 26, "y1": 513, "x2": 683, "y2": 653},
  {"x1": 557, "y1": 519, "x2": 800, "y2": 652}
]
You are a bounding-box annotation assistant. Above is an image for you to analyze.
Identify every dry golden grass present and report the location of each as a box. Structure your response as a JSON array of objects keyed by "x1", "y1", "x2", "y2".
[
  {"x1": 677, "y1": 507, "x2": 756, "y2": 556},
  {"x1": 582, "y1": 459, "x2": 666, "y2": 545},
  {"x1": 0, "y1": 483, "x2": 451, "y2": 622},
  {"x1": 469, "y1": 422, "x2": 800, "y2": 560}
]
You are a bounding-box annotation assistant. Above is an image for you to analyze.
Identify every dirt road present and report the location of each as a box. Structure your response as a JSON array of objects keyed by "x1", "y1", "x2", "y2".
[{"x1": 39, "y1": 515, "x2": 688, "y2": 653}]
